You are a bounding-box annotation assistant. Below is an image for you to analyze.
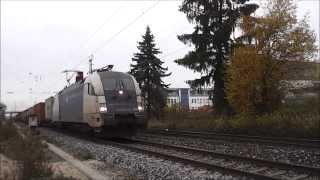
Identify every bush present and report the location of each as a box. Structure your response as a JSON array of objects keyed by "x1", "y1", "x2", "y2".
[
  {"x1": 224, "y1": 99, "x2": 320, "y2": 137},
  {"x1": 149, "y1": 99, "x2": 319, "y2": 138},
  {"x1": 0, "y1": 122, "x2": 19, "y2": 142},
  {"x1": 255, "y1": 99, "x2": 319, "y2": 137},
  {"x1": 148, "y1": 106, "x2": 219, "y2": 130},
  {"x1": 0, "y1": 122, "x2": 52, "y2": 179}
]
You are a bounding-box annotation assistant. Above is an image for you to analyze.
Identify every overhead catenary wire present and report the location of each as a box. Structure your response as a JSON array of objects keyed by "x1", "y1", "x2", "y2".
[
  {"x1": 39, "y1": 4, "x2": 124, "y2": 94},
  {"x1": 44, "y1": 1, "x2": 160, "y2": 94},
  {"x1": 92, "y1": 0, "x2": 160, "y2": 54},
  {"x1": 66, "y1": 0, "x2": 160, "y2": 82},
  {"x1": 67, "y1": 4, "x2": 124, "y2": 58},
  {"x1": 40, "y1": 55, "x2": 88, "y2": 95},
  {"x1": 71, "y1": 1, "x2": 160, "y2": 71},
  {"x1": 80, "y1": 5, "x2": 123, "y2": 47}
]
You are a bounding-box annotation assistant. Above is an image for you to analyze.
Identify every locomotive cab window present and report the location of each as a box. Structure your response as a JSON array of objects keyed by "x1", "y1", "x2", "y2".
[
  {"x1": 101, "y1": 78, "x2": 135, "y2": 90},
  {"x1": 87, "y1": 83, "x2": 96, "y2": 96}
]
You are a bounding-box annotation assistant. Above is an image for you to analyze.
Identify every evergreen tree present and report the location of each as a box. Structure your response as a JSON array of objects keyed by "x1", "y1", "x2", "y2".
[
  {"x1": 175, "y1": 0, "x2": 258, "y2": 114},
  {"x1": 130, "y1": 26, "x2": 171, "y2": 119}
]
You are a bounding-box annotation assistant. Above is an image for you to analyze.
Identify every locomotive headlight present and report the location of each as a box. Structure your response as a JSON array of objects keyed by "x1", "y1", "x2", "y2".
[
  {"x1": 118, "y1": 90, "x2": 124, "y2": 95},
  {"x1": 100, "y1": 107, "x2": 107, "y2": 112},
  {"x1": 99, "y1": 103, "x2": 107, "y2": 112},
  {"x1": 138, "y1": 105, "x2": 143, "y2": 112}
]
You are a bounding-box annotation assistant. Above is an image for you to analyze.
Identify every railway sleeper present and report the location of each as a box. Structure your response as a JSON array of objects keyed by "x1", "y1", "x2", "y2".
[
  {"x1": 130, "y1": 138, "x2": 320, "y2": 180},
  {"x1": 289, "y1": 174, "x2": 309, "y2": 180},
  {"x1": 250, "y1": 167, "x2": 268, "y2": 173},
  {"x1": 268, "y1": 170, "x2": 286, "y2": 177}
]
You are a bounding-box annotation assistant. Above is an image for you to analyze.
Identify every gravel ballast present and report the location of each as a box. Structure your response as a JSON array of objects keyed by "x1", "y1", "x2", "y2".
[
  {"x1": 136, "y1": 133, "x2": 320, "y2": 168},
  {"x1": 42, "y1": 129, "x2": 243, "y2": 180}
]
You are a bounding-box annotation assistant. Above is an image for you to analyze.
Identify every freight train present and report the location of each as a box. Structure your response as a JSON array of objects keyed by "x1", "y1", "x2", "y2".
[{"x1": 16, "y1": 67, "x2": 146, "y2": 137}]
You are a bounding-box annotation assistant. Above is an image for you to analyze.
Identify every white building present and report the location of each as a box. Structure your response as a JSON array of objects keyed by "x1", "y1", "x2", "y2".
[{"x1": 167, "y1": 88, "x2": 213, "y2": 110}]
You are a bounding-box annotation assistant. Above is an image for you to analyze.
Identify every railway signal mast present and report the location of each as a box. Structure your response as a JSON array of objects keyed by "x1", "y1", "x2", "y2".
[
  {"x1": 0, "y1": 51, "x2": 2, "y2": 103},
  {"x1": 88, "y1": 54, "x2": 113, "y2": 73},
  {"x1": 89, "y1": 54, "x2": 94, "y2": 74}
]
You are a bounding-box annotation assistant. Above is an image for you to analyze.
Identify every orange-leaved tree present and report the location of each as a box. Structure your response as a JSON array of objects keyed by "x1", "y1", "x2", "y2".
[
  {"x1": 226, "y1": 47, "x2": 283, "y2": 114},
  {"x1": 226, "y1": 0, "x2": 317, "y2": 114}
]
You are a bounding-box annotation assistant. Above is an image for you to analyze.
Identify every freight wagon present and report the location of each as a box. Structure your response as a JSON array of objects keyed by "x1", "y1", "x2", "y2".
[
  {"x1": 15, "y1": 68, "x2": 146, "y2": 137},
  {"x1": 33, "y1": 103, "x2": 45, "y2": 125},
  {"x1": 16, "y1": 103, "x2": 45, "y2": 126},
  {"x1": 45, "y1": 96, "x2": 54, "y2": 122}
]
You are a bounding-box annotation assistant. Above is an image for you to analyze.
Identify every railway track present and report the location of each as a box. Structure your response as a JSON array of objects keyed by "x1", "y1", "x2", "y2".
[
  {"x1": 43, "y1": 127, "x2": 320, "y2": 180},
  {"x1": 105, "y1": 138, "x2": 319, "y2": 180},
  {"x1": 143, "y1": 129, "x2": 320, "y2": 149}
]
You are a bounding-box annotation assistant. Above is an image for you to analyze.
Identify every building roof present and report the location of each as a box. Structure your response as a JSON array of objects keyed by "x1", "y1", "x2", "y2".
[{"x1": 0, "y1": 102, "x2": 6, "y2": 110}]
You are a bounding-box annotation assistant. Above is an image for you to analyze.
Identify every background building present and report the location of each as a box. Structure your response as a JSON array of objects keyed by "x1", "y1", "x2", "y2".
[
  {"x1": 167, "y1": 88, "x2": 213, "y2": 110},
  {"x1": 0, "y1": 103, "x2": 6, "y2": 120},
  {"x1": 283, "y1": 61, "x2": 320, "y2": 103}
]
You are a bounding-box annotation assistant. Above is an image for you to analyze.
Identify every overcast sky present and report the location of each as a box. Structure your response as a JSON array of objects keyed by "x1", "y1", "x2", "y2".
[{"x1": 1, "y1": 0, "x2": 319, "y2": 111}]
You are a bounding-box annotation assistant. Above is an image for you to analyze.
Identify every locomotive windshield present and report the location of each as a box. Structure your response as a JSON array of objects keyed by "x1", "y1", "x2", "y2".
[
  {"x1": 99, "y1": 72, "x2": 135, "y2": 91},
  {"x1": 102, "y1": 78, "x2": 135, "y2": 90}
]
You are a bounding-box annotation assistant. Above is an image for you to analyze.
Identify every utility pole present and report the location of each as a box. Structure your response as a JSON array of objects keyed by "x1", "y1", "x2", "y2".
[
  {"x1": 0, "y1": 54, "x2": 1, "y2": 103},
  {"x1": 89, "y1": 54, "x2": 93, "y2": 74}
]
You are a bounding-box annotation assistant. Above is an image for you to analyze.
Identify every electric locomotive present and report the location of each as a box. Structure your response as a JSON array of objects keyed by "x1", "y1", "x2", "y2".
[{"x1": 49, "y1": 67, "x2": 146, "y2": 136}]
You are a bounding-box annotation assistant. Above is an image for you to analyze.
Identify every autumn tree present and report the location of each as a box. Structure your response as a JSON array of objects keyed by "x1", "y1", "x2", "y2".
[
  {"x1": 226, "y1": 47, "x2": 284, "y2": 114},
  {"x1": 175, "y1": 0, "x2": 258, "y2": 114},
  {"x1": 226, "y1": 0, "x2": 317, "y2": 114},
  {"x1": 130, "y1": 26, "x2": 171, "y2": 119}
]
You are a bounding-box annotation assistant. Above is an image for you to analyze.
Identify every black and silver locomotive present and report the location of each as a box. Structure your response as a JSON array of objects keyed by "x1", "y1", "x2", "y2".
[{"x1": 43, "y1": 67, "x2": 146, "y2": 136}]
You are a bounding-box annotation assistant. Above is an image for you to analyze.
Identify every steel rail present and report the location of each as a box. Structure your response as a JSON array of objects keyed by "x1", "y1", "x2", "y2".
[
  {"x1": 143, "y1": 129, "x2": 320, "y2": 149},
  {"x1": 41, "y1": 127, "x2": 319, "y2": 180},
  {"x1": 130, "y1": 138, "x2": 320, "y2": 177},
  {"x1": 102, "y1": 138, "x2": 280, "y2": 180},
  {"x1": 42, "y1": 127, "x2": 278, "y2": 179}
]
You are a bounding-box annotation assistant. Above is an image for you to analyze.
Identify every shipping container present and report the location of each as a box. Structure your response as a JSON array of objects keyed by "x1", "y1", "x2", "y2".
[
  {"x1": 32, "y1": 102, "x2": 45, "y2": 125},
  {"x1": 45, "y1": 96, "x2": 54, "y2": 121}
]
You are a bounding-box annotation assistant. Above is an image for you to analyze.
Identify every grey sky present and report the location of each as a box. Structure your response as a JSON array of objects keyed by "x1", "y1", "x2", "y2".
[{"x1": 1, "y1": 0, "x2": 319, "y2": 111}]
